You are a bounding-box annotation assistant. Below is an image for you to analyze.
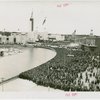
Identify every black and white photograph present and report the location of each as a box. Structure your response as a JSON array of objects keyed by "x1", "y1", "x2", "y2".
[{"x1": 0, "y1": 0, "x2": 100, "y2": 99}]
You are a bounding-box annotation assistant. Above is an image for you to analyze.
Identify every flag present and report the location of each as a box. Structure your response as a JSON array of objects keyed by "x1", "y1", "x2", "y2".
[{"x1": 42, "y1": 17, "x2": 46, "y2": 25}]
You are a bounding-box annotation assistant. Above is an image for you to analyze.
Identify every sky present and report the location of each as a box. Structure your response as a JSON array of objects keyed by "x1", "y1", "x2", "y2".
[{"x1": 0, "y1": 0, "x2": 100, "y2": 36}]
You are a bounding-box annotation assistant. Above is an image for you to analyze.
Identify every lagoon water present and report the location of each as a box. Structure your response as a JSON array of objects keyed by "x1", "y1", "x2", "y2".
[{"x1": 0, "y1": 47, "x2": 56, "y2": 91}]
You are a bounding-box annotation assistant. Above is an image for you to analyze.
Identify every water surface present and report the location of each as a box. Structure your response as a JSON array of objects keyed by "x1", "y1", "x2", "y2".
[{"x1": 0, "y1": 47, "x2": 56, "y2": 80}]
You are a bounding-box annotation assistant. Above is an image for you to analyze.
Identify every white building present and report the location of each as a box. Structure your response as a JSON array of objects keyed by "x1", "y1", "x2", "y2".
[
  {"x1": 48, "y1": 33, "x2": 65, "y2": 41},
  {"x1": 38, "y1": 32, "x2": 48, "y2": 41},
  {"x1": 55, "y1": 34, "x2": 65, "y2": 41},
  {"x1": 37, "y1": 32, "x2": 65, "y2": 41},
  {"x1": 27, "y1": 31, "x2": 38, "y2": 42},
  {"x1": 0, "y1": 32, "x2": 28, "y2": 44},
  {"x1": 1, "y1": 35, "x2": 6, "y2": 44}
]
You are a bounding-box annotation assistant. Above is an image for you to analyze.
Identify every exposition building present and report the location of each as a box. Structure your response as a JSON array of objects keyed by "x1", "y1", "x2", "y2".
[{"x1": 0, "y1": 31, "x2": 28, "y2": 45}]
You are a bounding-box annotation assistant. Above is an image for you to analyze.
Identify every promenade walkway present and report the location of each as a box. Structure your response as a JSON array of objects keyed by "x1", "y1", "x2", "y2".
[{"x1": 0, "y1": 76, "x2": 18, "y2": 85}]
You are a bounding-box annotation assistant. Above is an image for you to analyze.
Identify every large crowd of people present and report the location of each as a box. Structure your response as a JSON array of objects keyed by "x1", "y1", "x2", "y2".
[{"x1": 19, "y1": 47, "x2": 100, "y2": 91}]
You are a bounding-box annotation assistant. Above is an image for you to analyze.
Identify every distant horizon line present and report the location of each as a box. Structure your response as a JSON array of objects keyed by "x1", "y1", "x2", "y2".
[{"x1": 0, "y1": 30, "x2": 100, "y2": 36}]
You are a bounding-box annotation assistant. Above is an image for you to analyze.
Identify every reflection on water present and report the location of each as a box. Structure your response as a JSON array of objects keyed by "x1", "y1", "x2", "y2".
[{"x1": 0, "y1": 48, "x2": 56, "y2": 80}]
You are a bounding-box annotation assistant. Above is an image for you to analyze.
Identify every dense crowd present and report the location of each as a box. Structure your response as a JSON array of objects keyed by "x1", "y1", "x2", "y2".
[{"x1": 19, "y1": 47, "x2": 100, "y2": 91}]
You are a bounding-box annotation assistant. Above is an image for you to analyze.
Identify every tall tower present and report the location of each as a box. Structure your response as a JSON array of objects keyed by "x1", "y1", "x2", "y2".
[
  {"x1": 72, "y1": 30, "x2": 76, "y2": 37},
  {"x1": 30, "y1": 12, "x2": 34, "y2": 32},
  {"x1": 72, "y1": 30, "x2": 76, "y2": 42},
  {"x1": 90, "y1": 29, "x2": 93, "y2": 36}
]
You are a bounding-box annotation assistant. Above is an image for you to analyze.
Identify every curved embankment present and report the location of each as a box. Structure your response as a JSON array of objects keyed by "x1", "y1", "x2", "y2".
[
  {"x1": 19, "y1": 47, "x2": 91, "y2": 91},
  {"x1": 0, "y1": 47, "x2": 56, "y2": 85}
]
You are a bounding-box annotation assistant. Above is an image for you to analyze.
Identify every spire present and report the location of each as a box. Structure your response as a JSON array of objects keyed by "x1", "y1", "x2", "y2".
[
  {"x1": 90, "y1": 29, "x2": 93, "y2": 36},
  {"x1": 31, "y1": 11, "x2": 33, "y2": 18},
  {"x1": 30, "y1": 11, "x2": 33, "y2": 20},
  {"x1": 72, "y1": 29, "x2": 76, "y2": 37}
]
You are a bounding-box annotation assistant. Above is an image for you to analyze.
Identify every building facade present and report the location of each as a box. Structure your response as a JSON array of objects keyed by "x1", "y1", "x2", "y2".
[
  {"x1": 0, "y1": 32, "x2": 28, "y2": 45},
  {"x1": 76, "y1": 35, "x2": 100, "y2": 52},
  {"x1": 38, "y1": 33, "x2": 65, "y2": 41}
]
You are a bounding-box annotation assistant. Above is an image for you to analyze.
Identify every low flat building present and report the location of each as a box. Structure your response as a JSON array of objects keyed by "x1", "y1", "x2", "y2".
[
  {"x1": 78, "y1": 35, "x2": 100, "y2": 52},
  {"x1": 0, "y1": 31, "x2": 28, "y2": 45},
  {"x1": 36, "y1": 32, "x2": 65, "y2": 42}
]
